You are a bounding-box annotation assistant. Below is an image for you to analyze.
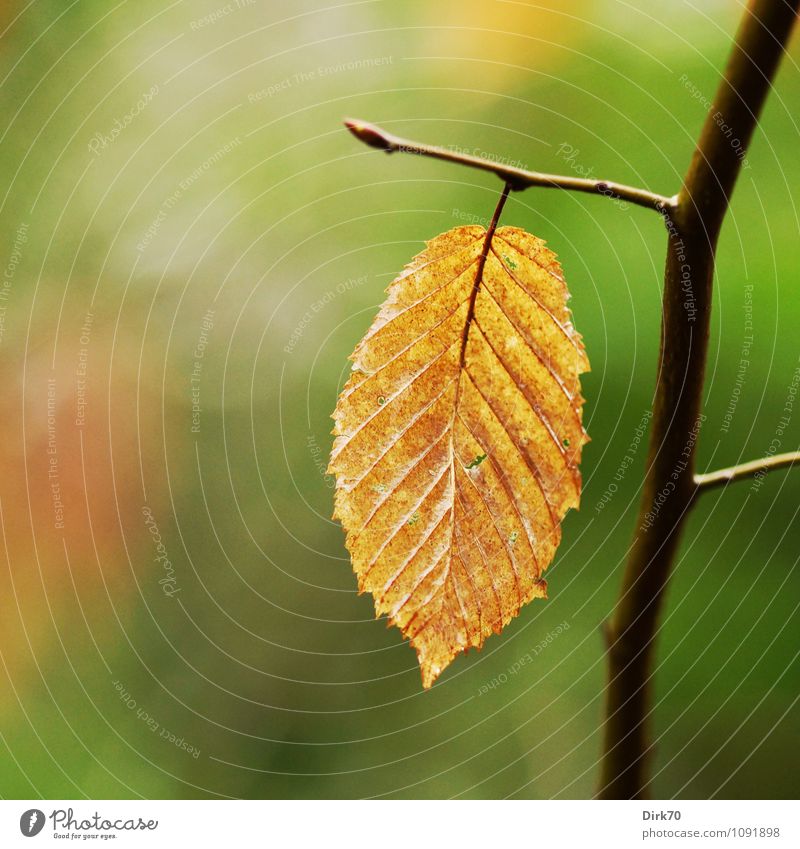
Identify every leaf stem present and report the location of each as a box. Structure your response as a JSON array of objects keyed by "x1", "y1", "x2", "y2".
[
  {"x1": 344, "y1": 119, "x2": 674, "y2": 213},
  {"x1": 461, "y1": 182, "x2": 511, "y2": 368},
  {"x1": 694, "y1": 452, "x2": 800, "y2": 492}
]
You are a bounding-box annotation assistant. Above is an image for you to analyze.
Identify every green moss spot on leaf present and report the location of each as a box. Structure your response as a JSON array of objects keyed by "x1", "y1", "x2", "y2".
[{"x1": 465, "y1": 453, "x2": 487, "y2": 469}]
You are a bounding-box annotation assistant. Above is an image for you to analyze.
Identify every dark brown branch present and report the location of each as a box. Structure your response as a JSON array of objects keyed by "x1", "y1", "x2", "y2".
[
  {"x1": 597, "y1": 0, "x2": 799, "y2": 800},
  {"x1": 344, "y1": 118, "x2": 674, "y2": 212},
  {"x1": 695, "y1": 451, "x2": 800, "y2": 492}
]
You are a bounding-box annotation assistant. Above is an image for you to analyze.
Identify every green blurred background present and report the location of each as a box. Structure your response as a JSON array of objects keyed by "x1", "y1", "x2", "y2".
[{"x1": 1, "y1": 0, "x2": 798, "y2": 799}]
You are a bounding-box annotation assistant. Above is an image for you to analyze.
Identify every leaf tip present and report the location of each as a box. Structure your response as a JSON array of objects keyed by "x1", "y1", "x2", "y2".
[{"x1": 419, "y1": 658, "x2": 441, "y2": 689}]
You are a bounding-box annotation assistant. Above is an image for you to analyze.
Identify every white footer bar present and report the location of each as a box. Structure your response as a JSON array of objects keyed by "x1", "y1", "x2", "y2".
[{"x1": 2, "y1": 799, "x2": 796, "y2": 848}]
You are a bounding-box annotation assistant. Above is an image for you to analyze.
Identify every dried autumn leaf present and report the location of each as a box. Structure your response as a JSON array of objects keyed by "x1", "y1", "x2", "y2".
[{"x1": 328, "y1": 223, "x2": 589, "y2": 687}]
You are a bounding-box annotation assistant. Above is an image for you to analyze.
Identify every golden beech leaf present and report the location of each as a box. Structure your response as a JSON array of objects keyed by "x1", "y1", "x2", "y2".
[{"x1": 328, "y1": 224, "x2": 590, "y2": 688}]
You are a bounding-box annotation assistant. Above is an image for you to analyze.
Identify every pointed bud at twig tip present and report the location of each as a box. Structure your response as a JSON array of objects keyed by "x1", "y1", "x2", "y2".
[{"x1": 343, "y1": 118, "x2": 394, "y2": 151}]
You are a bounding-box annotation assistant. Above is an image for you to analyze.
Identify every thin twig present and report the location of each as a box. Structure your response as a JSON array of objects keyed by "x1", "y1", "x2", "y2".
[
  {"x1": 344, "y1": 119, "x2": 674, "y2": 213},
  {"x1": 695, "y1": 452, "x2": 800, "y2": 492}
]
